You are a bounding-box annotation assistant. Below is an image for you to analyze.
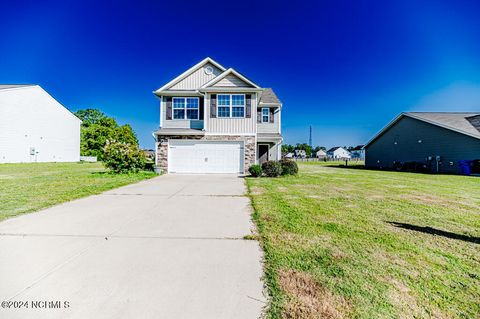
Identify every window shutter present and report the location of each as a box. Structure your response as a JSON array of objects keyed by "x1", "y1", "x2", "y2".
[
  {"x1": 257, "y1": 108, "x2": 261, "y2": 123},
  {"x1": 269, "y1": 108, "x2": 274, "y2": 123},
  {"x1": 199, "y1": 98, "x2": 204, "y2": 120},
  {"x1": 166, "y1": 97, "x2": 172, "y2": 120},
  {"x1": 210, "y1": 94, "x2": 217, "y2": 118},
  {"x1": 245, "y1": 94, "x2": 251, "y2": 118}
]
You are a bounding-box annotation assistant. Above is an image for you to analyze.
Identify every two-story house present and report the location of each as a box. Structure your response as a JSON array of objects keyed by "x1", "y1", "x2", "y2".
[{"x1": 153, "y1": 57, "x2": 282, "y2": 174}]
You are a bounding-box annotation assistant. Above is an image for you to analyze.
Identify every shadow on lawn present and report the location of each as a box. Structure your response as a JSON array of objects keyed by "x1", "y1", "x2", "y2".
[{"x1": 388, "y1": 221, "x2": 480, "y2": 244}]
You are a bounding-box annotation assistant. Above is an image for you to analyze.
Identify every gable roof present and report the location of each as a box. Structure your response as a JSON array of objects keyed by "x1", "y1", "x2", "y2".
[
  {"x1": 351, "y1": 145, "x2": 364, "y2": 151},
  {"x1": 259, "y1": 88, "x2": 281, "y2": 105},
  {"x1": 200, "y1": 68, "x2": 260, "y2": 89},
  {"x1": 154, "y1": 57, "x2": 226, "y2": 93},
  {"x1": 327, "y1": 146, "x2": 348, "y2": 153},
  {"x1": 365, "y1": 112, "x2": 480, "y2": 147}
]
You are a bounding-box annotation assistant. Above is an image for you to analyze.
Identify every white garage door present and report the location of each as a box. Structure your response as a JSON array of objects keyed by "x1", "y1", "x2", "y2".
[{"x1": 168, "y1": 140, "x2": 244, "y2": 173}]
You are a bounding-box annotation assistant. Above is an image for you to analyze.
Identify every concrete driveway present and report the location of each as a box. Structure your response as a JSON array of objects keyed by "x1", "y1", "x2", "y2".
[{"x1": 0, "y1": 175, "x2": 265, "y2": 319}]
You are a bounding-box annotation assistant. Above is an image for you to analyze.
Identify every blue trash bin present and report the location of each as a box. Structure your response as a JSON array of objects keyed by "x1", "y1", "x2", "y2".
[{"x1": 458, "y1": 160, "x2": 472, "y2": 175}]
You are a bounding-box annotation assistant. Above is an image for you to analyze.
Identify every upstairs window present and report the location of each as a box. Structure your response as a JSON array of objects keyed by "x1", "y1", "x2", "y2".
[
  {"x1": 172, "y1": 97, "x2": 199, "y2": 120},
  {"x1": 262, "y1": 107, "x2": 270, "y2": 123},
  {"x1": 217, "y1": 94, "x2": 245, "y2": 118}
]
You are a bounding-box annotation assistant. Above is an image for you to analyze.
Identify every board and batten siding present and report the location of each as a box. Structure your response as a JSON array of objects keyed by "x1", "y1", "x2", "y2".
[
  {"x1": 0, "y1": 86, "x2": 80, "y2": 163},
  {"x1": 204, "y1": 93, "x2": 257, "y2": 134},
  {"x1": 212, "y1": 74, "x2": 252, "y2": 88},
  {"x1": 365, "y1": 116, "x2": 480, "y2": 173},
  {"x1": 169, "y1": 63, "x2": 223, "y2": 90}
]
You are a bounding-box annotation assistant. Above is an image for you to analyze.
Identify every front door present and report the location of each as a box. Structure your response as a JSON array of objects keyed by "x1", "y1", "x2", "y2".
[{"x1": 258, "y1": 144, "x2": 269, "y2": 164}]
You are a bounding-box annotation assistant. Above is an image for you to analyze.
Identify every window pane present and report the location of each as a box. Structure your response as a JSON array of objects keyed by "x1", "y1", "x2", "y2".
[
  {"x1": 186, "y1": 98, "x2": 198, "y2": 109},
  {"x1": 232, "y1": 95, "x2": 244, "y2": 106},
  {"x1": 173, "y1": 98, "x2": 185, "y2": 109},
  {"x1": 263, "y1": 115, "x2": 269, "y2": 122},
  {"x1": 174, "y1": 109, "x2": 185, "y2": 119},
  {"x1": 186, "y1": 109, "x2": 198, "y2": 119},
  {"x1": 262, "y1": 108, "x2": 269, "y2": 115},
  {"x1": 232, "y1": 106, "x2": 244, "y2": 117},
  {"x1": 218, "y1": 106, "x2": 230, "y2": 117},
  {"x1": 218, "y1": 95, "x2": 230, "y2": 106}
]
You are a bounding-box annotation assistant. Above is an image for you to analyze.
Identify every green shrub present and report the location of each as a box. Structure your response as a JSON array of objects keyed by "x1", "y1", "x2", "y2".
[
  {"x1": 262, "y1": 161, "x2": 282, "y2": 177},
  {"x1": 248, "y1": 164, "x2": 263, "y2": 177},
  {"x1": 280, "y1": 159, "x2": 299, "y2": 175},
  {"x1": 103, "y1": 140, "x2": 146, "y2": 173}
]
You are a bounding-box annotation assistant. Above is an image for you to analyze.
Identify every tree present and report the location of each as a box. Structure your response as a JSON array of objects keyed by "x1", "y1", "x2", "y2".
[
  {"x1": 74, "y1": 109, "x2": 139, "y2": 160},
  {"x1": 281, "y1": 144, "x2": 295, "y2": 153}
]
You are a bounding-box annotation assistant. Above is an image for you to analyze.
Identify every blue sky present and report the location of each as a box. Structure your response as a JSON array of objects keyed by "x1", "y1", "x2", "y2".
[{"x1": 1, "y1": 0, "x2": 480, "y2": 148}]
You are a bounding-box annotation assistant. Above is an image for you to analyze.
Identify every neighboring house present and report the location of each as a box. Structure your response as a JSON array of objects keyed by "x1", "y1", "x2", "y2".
[
  {"x1": 316, "y1": 149, "x2": 327, "y2": 158},
  {"x1": 327, "y1": 147, "x2": 351, "y2": 159},
  {"x1": 153, "y1": 58, "x2": 283, "y2": 173},
  {"x1": 294, "y1": 149, "x2": 306, "y2": 158},
  {"x1": 284, "y1": 152, "x2": 294, "y2": 159},
  {"x1": 0, "y1": 85, "x2": 81, "y2": 163},
  {"x1": 350, "y1": 145, "x2": 365, "y2": 159},
  {"x1": 365, "y1": 112, "x2": 480, "y2": 174}
]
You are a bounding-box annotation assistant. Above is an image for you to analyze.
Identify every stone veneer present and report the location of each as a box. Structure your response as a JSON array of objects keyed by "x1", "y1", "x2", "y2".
[{"x1": 156, "y1": 135, "x2": 256, "y2": 173}]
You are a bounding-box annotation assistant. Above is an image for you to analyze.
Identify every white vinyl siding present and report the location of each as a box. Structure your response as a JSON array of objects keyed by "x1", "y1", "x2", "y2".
[
  {"x1": 212, "y1": 74, "x2": 253, "y2": 87},
  {"x1": 169, "y1": 62, "x2": 223, "y2": 90},
  {"x1": 0, "y1": 86, "x2": 81, "y2": 163},
  {"x1": 257, "y1": 108, "x2": 280, "y2": 133}
]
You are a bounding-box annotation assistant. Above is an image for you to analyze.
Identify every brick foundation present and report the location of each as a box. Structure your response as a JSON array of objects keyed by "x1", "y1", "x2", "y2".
[{"x1": 156, "y1": 135, "x2": 256, "y2": 173}]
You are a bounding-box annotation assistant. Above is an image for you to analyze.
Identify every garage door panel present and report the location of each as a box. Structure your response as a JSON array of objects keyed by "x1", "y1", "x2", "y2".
[{"x1": 168, "y1": 141, "x2": 243, "y2": 174}]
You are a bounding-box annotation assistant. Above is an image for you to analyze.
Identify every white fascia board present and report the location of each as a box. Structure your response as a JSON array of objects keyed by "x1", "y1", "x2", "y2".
[
  {"x1": 200, "y1": 68, "x2": 261, "y2": 89},
  {"x1": 154, "y1": 57, "x2": 226, "y2": 93},
  {"x1": 154, "y1": 90, "x2": 203, "y2": 97},
  {"x1": 199, "y1": 87, "x2": 263, "y2": 93}
]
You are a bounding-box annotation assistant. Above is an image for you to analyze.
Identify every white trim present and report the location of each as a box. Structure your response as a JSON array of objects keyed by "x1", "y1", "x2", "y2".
[
  {"x1": 159, "y1": 96, "x2": 163, "y2": 128},
  {"x1": 204, "y1": 132, "x2": 255, "y2": 136},
  {"x1": 172, "y1": 97, "x2": 200, "y2": 120},
  {"x1": 201, "y1": 68, "x2": 260, "y2": 89},
  {"x1": 261, "y1": 107, "x2": 270, "y2": 123},
  {"x1": 154, "y1": 57, "x2": 226, "y2": 93},
  {"x1": 217, "y1": 94, "x2": 246, "y2": 118}
]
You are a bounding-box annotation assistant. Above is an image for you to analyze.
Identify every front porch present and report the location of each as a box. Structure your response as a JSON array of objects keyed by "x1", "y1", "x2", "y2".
[{"x1": 256, "y1": 133, "x2": 282, "y2": 164}]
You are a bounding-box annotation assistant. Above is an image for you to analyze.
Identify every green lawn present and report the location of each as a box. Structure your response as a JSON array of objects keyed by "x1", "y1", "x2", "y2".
[
  {"x1": 0, "y1": 162, "x2": 156, "y2": 222},
  {"x1": 247, "y1": 162, "x2": 480, "y2": 319}
]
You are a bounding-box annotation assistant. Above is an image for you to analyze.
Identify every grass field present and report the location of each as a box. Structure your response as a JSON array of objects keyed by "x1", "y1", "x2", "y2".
[
  {"x1": 0, "y1": 162, "x2": 156, "y2": 222},
  {"x1": 247, "y1": 162, "x2": 480, "y2": 319}
]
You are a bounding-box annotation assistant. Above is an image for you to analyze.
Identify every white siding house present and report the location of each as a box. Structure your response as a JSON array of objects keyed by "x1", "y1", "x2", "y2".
[
  {"x1": 0, "y1": 85, "x2": 81, "y2": 163},
  {"x1": 326, "y1": 147, "x2": 351, "y2": 159}
]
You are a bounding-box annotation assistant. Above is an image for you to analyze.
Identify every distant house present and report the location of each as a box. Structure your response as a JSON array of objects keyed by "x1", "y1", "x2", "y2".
[
  {"x1": 350, "y1": 145, "x2": 365, "y2": 159},
  {"x1": 284, "y1": 152, "x2": 294, "y2": 159},
  {"x1": 294, "y1": 149, "x2": 306, "y2": 158},
  {"x1": 0, "y1": 85, "x2": 81, "y2": 163},
  {"x1": 364, "y1": 112, "x2": 480, "y2": 174},
  {"x1": 316, "y1": 149, "x2": 327, "y2": 158},
  {"x1": 327, "y1": 147, "x2": 351, "y2": 159}
]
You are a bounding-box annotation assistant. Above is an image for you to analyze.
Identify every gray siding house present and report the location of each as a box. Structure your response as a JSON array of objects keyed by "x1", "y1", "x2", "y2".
[
  {"x1": 153, "y1": 57, "x2": 282, "y2": 174},
  {"x1": 365, "y1": 112, "x2": 480, "y2": 173}
]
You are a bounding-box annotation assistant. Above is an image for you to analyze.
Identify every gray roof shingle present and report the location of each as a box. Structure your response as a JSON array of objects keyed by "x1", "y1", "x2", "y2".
[
  {"x1": 259, "y1": 88, "x2": 281, "y2": 104},
  {"x1": 406, "y1": 112, "x2": 480, "y2": 138}
]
